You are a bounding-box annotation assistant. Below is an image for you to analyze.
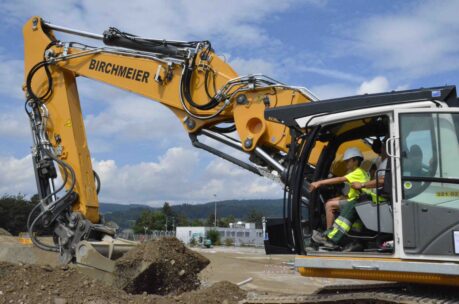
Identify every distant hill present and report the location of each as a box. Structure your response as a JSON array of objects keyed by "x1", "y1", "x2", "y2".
[
  {"x1": 101, "y1": 199, "x2": 284, "y2": 229},
  {"x1": 99, "y1": 203, "x2": 149, "y2": 214},
  {"x1": 170, "y1": 199, "x2": 283, "y2": 219}
]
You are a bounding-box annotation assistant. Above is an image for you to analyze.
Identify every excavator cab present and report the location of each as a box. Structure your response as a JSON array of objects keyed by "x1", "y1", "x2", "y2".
[
  {"x1": 264, "y1": 86, "x2": 459, "y2": 285},
  {"x1": 304, "y1": 116, "x2": 393, "y2": 252}
]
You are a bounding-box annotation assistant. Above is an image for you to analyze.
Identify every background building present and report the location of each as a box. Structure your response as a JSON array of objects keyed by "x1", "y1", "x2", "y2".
[{"x1": 176, "y1": 222, "x2": 263, "y2": 247}]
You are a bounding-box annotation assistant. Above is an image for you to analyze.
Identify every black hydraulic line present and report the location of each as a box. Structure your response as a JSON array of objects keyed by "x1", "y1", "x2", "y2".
[
  {"x1": 210, "y1": 124, "x2": 237, "y2": 133},
  {"x1": 93, "y1": 170, "x2": 101, "y2": 194},
  {"x1": 26, "y1": 202, "x2": 43, "y2": 232},
  {"x1": 103, "y1": 27, "x2": 187, "y2": 58},
  {"x1": 42, "y1": 149, "x2": 76, "y2": 204},
  {"x1": 29, "y1": 211, "x2": 59, "y2": 252},
  {"x1": 181, "y1": 62, "x2": 220, "y2": 111},
  {"x1": 26, "y1": 42, "x2": 58, "y2": 103}
]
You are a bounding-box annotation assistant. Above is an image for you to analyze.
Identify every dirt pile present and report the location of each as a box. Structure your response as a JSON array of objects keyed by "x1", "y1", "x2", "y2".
[
  {"x1": 0, "y1": 262, "x2": 246, "y2": 304},
  {"x1": 0, "y1": 228, "x2": 11, "y2": 236},
  {"x1": 114, "y1": 237, "x2": 210, "y2": 295},
  {"x1": 161, "y1": 281, "x2": 246, "y2": 304},
  {"x1": 0, "y1": 262, "x2": 130, "y2": 303}
]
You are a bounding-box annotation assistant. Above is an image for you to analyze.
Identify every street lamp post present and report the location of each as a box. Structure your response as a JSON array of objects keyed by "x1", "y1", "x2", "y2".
[{"x1": 214, "y1": 194, "x2": 217, "y2": 227}]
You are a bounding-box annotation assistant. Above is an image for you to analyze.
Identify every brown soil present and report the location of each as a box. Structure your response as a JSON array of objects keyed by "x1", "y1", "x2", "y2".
[
  {"x1": 114, "y1": 237, "x2": 210, "y2": 295},
  {"x1": 0, "y1": 262, "x2": 246, "y2": 304},
  {"x1": 0, "y1": 228, "x2": 11, "y2": 236}
]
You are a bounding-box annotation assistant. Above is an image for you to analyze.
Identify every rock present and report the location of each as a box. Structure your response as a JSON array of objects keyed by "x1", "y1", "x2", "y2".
[
  {"x1": 0, "y1": 228, "x2": 11, "y2": 236},
  {"x1": 41, "y1": 265, "x2": 54, "y2": 272},
  {"x1": 54, "y1": 297, "x2": 67, "y2": 304},
  {"x1": 178, "y1": 269, "x2": 186, "y2": 276}
]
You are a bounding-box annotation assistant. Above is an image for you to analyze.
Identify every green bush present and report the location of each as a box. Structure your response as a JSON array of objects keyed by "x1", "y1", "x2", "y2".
[
  {"x1": 206, "y1": 229, "x2": 220, "y2": 246},
  {"x1": 189, "y1": 237, "x2": 197, "y2": 247},
  {"x1": 224, "y1": 238, "x2": 234, "y2": 246}
]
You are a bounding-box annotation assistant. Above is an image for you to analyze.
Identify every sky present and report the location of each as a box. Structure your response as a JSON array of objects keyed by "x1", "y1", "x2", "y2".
[{"x1": 1, "y1": 0, "x2": 459, "y2": 206}]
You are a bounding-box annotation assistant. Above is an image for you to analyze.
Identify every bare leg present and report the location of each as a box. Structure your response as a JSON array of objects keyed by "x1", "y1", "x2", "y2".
[{"x1": 324, "y1": 197, "x2": 342, "y2": 229}]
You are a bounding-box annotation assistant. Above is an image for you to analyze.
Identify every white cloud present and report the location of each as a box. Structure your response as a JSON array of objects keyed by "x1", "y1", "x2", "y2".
[
  {"x1": 93, "y1": 148, "x2": 282, "y2": 204},
  {"x1": 0, "y1": 149, "x2": 282, "y2": 205},
  {"x1": 0, "y1": 111, "x2": 30, "y2": 139},
  {"x1": 189, "y1": 158, "x2": 282, "y2": 201},
  {"x1": 310, "y1": 83, "x2": 356, "y2": 99},
  {"x1": 357, "y1": 76, "x2": 390, "y2": 95},
  {"x1": 84, "y1": 95, "x2": 185, "y2": 145},
  {"x1": 312, "y1": 76, "x2": 408, "y2": 99},
  {"x1": 0, "y1": 52, "x2": 24, "y2": 100},
  {"x1": 299, "y1": 67, "x2": 364, "y2": 83},
  {"x1": 229, "y1": 57, "x2": 276, "y2": 76},
  {"x1": 0, "y1": 155, "x2": 35, "y2": 195},
  {"x1": 352, "y1": 0, "x2": 459, "y2": 78}
]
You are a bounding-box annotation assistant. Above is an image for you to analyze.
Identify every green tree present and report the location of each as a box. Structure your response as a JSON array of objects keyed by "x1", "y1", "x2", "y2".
[
  {"x1": 190, "y1": 218, "x2": 204, "y2": 227},
  {"x1": 218, "y1": 215, "x2": 235, "y2": 227},
  {"x1": 175, "y1": 212, "x2": 189, "y2": 227},
  {"x1": 205, "y1": 212, "x2": 216, "y2": 227},
  {"x1": 162, "y1": 202, "x2": 175, "y2": 217},
  {"x1": 133, "y1": 210, "x2": 166, "y2": 233},
  {"x1": 224, "y1": 238, "x2": 234, "y2": 246},
  {"x1": 30, "y1": 194, "x2": 40, "y2": 204},
  {"x1": 245, "y1": 208, "x2": 263, "y2": 229},
  {"x1": 0, "y1": 194, "x2": 38, "y2": 235}
]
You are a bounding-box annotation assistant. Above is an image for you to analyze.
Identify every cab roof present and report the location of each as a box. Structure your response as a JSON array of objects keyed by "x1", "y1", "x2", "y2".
[{"x1": 265, "y1": 85, "x2": 458, "y2": 127}]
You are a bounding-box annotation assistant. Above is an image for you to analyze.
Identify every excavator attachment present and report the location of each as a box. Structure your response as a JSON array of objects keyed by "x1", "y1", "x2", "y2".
[{"x1": 74, "y1": 237, "x2": 136, "y2": 285}]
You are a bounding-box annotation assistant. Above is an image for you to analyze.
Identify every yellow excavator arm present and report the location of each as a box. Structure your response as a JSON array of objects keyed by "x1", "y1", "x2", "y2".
[{"x1": 23, "y1": 16, "x2": 317, "y2": 263}]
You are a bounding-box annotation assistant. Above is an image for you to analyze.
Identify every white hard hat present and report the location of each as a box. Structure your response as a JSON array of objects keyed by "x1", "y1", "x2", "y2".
[{"x1": 343, "y1": 147, "x2": 363, "y2": 161}]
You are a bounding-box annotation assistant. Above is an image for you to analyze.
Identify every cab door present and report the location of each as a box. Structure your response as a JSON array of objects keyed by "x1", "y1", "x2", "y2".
[{"x1": 394, "y1": 108, "x2": 459, "y2": 260}]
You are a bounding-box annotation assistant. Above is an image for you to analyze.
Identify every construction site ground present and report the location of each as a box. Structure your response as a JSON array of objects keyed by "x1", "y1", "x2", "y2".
[
  {"x1": 2, "y1": 235, "x2": 459, "y2": 303},
  {"x1": 0, "y1": 235, "x2": 375, "y2": 302},
  {"x1": 194, "y1": 246, "x2": 371, "y2": 295}
]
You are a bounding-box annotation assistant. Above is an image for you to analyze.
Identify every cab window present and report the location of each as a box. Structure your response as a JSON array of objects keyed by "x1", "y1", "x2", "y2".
[{"x1": 400, "y1": 112, "x2": 459, "y2": 208}]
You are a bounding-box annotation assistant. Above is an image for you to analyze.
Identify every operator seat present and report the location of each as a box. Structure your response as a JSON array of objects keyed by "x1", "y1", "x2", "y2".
[{"x1": 355, "y1": 158, "x2": 393, "y2": 234}]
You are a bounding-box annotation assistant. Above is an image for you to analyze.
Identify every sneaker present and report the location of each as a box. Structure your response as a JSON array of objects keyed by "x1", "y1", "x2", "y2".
[
  {"x1": 311, "y1": 230, "x2": 326, "y2": 243},
  {"x1": 312, "y1": 230, "x2": 336, "y2": 248}
]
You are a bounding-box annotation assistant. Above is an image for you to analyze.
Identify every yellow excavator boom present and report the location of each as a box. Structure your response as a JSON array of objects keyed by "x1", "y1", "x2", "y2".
[{"x1": 23, "y1": 16, "x2": 317, "y2": 262}]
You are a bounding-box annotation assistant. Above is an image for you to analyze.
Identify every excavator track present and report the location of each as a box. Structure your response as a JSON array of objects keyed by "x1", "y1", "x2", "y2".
[{"x1": 243, "y1": 283, "x2": 459, "y2": 304}]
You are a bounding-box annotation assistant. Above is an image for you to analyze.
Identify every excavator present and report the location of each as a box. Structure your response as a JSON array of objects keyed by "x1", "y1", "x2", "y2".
[{"x1": 22, "y1": 16, "x2": 459, "y2": 301}]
